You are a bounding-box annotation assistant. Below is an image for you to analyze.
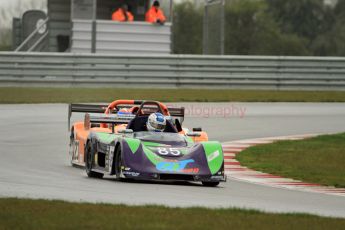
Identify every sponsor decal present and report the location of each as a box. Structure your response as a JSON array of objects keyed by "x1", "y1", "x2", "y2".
[
  {"x1": 207, "y1": 150, "x2": 220, "y2": 162},
  {"x1": 123, "y1": 171, "x2": 140, "y2": 177},
  {"x1": 156, "y1": 159, "x2": 199, "y2": 173},
  {"x1": 202, "y1": 142, "x2": 223, "y2": 175},
  {"x1": 180, "y1": 168, "x2": 199, "y2": 173}
]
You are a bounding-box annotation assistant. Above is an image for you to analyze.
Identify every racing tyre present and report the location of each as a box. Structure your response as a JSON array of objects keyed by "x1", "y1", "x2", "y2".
[
  {"x1": 202, "y1": 181, "x2": 219, "y2": 187},
  {"x1": 85, "y1": 141, "x2": 103, "y2": 179},
  {"x1": 114, "y1": 146, "x2": 123, "y2": 179}
]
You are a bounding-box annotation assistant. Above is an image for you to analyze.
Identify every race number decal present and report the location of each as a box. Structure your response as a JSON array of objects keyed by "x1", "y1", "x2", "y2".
[{"x1": 157, "y1": 148, "x2": 181, "y2": 156}]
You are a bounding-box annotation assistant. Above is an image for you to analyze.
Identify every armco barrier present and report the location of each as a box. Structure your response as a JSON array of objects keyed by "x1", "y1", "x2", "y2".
[{"x1": 0, "y1": 52, "x2": 345, "y2": 90}]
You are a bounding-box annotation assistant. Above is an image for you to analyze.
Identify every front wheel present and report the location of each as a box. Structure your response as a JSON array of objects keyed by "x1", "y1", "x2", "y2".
[
  {"x1": 114, "y1": 146, "x2": 123, "y2": 179},
  {"x1": 202, "y1": 181, "x2": 219, "y2": 187},
  {"x1": 85, "y1": 141, "x2": 103, "y2": 179}
]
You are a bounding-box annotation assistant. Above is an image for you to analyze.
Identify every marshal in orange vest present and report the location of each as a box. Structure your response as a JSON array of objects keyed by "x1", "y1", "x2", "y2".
[
  {"x1": 145, "y1": 1, "x2": 166, "y2": 24},
  {"x1": 112, "y1": 5, "x2": 134, "y2": 22}
]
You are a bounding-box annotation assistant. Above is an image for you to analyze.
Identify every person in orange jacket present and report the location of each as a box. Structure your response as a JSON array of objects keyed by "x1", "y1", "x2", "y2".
[
  {"x1": 145, "y1": 1, "x2": 166, "y2": 25},
  {"x1": 112, "y1": 4, "x2": 134, "y2": 22}
]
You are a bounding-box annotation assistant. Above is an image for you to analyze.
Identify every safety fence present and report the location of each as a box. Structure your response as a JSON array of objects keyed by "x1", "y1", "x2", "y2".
[{"x1": 0, "y1": 52, "x2": 345, "y2": 90}]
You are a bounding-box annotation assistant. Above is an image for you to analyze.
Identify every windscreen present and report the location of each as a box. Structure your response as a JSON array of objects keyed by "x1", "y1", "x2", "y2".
[{"x1": 134, "y1": 131, "x2": 187, "y2": 146}]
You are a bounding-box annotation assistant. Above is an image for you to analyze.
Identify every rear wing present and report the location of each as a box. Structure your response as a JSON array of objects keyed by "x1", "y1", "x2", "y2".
[
  {"x1": 88, "y1": 114, "x2": 136, "y2": 124},
  {"x1": 88, "y1": 113, "x2": 136, "y2": 132},
  {"x1": 68, "y1": 103, "x2": 185, "y2": 130}
]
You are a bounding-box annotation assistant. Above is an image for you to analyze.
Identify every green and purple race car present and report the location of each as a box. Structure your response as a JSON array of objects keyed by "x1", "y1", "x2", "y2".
[{"x1": 69, "y1": 100, "x2": 226, "y2": 186}]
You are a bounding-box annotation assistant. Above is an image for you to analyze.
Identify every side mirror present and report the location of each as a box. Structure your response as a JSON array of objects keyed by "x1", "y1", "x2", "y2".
[
  {"x1": 193, "y1": 127, "x2": 202, "y2": 132},
  {"x1": 118, "y1": 129, "x2": 134, "y2": 134}
]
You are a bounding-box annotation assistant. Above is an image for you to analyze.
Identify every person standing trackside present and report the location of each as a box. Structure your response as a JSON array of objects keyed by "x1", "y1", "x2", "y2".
[
  {"x1": 145, "y1": 1, "x2": 166, "y2": 25},
  {"x1": 112, "y1": 4, "x2": 134, "y2": 22}
]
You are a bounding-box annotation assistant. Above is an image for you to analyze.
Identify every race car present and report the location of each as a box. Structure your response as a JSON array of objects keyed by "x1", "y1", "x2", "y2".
[{"x1": 68, "y1": 100, "x2": 226, "y2": 186}]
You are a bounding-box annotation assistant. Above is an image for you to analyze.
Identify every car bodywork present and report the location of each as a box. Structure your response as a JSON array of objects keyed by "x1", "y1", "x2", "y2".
[{"x1": 69, "y1": 100, "x2": 226, "y2": 186}]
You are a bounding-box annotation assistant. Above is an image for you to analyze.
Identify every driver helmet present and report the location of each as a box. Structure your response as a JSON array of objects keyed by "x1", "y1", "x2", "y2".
[
  {"x1": 147, "y1": 112, "x2": 166, "y2": 132},
  {"x1": 118, "y1": 108, "x2": 131, "y2": 116}
]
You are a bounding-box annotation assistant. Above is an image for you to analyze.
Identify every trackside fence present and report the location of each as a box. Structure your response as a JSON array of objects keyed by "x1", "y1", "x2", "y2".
[{"x1": 0, "y1": 52, "x2": 345, "y2": 90}]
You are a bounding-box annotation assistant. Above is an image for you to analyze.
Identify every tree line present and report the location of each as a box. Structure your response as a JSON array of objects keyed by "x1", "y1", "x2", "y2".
[{"x1": 173, "y1": 0, "x2": 345, "y2": 56}]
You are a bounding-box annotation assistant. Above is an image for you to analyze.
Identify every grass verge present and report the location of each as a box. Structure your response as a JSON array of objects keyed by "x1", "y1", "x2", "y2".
[
  {"x1": 1, "y1": 88, "x2": 345, "y2": 103},
  {"x1": 0, "y1": 198, "x2": 344, "y2": 230},
  {"x1": 236, "y1": 133, "x2": 345, "y2": 188}
]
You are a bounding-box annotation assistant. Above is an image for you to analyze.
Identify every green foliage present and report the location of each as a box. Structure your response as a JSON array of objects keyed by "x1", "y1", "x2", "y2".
[
  {"x1": 224, "y1": 0, "x2": 309, "y2": 55},
  {"x1": 266, "y1": 0, "x2": 327, "y2": 40},
  {"x1": 172, "y1": 1, "x2": 203, "y2": 54},
  {"x1": 311, "y1": 20, "x2": 345, "y2": 56},
  {"x1": 311, "y1": 0, "x2": 345, "y2": 56},
  {"x1": 334, "y1": 0, "x2": 345, "y2": 18},
  {"x1": 172, "y1": 0, "x2": 345, "y2": 56}
]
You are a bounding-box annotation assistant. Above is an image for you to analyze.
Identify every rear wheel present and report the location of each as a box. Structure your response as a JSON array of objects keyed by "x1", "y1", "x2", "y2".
[
  {"x1": 202, "y1": 181, "x2": 219, "y2": 187},
  {"x1": 85, "y1": 141, "x2": 103, "y2": 179}
]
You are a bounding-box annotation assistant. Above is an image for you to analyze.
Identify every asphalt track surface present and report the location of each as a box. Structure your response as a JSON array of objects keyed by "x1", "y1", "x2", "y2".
[{"x1": 0, "y1": 103, "x2": 345, "y2": 218}]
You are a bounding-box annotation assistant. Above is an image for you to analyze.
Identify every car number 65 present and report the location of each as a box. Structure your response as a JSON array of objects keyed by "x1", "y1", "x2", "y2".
[{"x1": 157, "y1": 147, "x2": 181, "y2": 156}]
